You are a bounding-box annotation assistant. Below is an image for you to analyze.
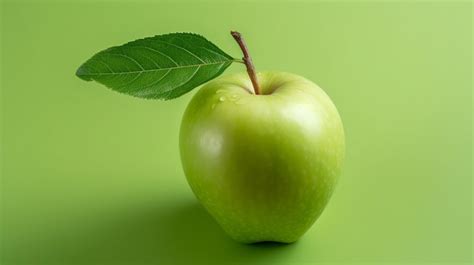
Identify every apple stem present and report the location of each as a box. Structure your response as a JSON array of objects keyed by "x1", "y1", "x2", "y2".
[{"x1": 231, "y1": 31, "x2": 261, "y2": 95}]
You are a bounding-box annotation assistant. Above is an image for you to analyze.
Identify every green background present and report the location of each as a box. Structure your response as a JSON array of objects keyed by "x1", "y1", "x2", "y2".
[{"x1": 1, "y1": 1, "x2": 472, "y2": 264}]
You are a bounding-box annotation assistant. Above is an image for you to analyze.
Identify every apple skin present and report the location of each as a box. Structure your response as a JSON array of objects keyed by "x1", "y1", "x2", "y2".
[{"x1": 179, "y1": 72, "x2": 345, "y2": 243}]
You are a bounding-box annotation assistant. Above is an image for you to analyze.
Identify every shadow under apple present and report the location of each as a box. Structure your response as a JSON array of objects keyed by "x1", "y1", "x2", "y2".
[{"x1": 16, "y1": 199, "x2": 298, "y2": 264}]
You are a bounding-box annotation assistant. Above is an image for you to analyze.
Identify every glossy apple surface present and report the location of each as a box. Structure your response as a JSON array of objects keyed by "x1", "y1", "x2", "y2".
[{"x1": 179, "y1": 72, "x2": 345, "y2": 243}]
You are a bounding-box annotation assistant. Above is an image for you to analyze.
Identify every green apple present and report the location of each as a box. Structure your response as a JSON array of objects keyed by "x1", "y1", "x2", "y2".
[{"x1": 179, "y1": 71, "x2": 345, "y2": 243}]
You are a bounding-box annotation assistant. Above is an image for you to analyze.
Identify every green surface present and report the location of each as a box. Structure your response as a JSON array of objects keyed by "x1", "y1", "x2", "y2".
[{"x1": 0, "y1": 1, "x2": 472, "y2": 265}]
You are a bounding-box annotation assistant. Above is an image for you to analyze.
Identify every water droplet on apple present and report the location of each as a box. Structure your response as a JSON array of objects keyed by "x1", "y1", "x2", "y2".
[
  {"x1": 211, "y1": 103, "x2": 216, "y2": 109},
  {"x1": 219, "y1": 96, "x2": 226, "y2": 102},
  {"x1": 216, "y1": 89, "x2": 226, "y2": 94},
  {"x1": 229, "y1": 94, "x2": 238, "y2": 101}
]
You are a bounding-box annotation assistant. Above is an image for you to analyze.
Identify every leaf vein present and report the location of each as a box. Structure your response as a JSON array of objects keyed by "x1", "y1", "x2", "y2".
[
  {"x1": 109, "y1": 53, "x2": 145, "y2": 70},
  {"x1": 82, "y1": 61, "x2": 229, "y2": 76},
  {"x1": 162, "y1": 65, "x2": 201, "y2": 98},
  {"x1": 95, "y1": 59, "x2": 116, "y2": 73},
  {"x1": 155, "y1": 40, "x2": 205, "y2": 64},
  {"x1": 199, "y1": 46, "x2": 229, "y2": 60},
  {"x1": 132, "y1": 46, "x2": 178, "y2": 66},
  {"x1": 142, "y1": 68, "x2": 172, "y2": 91},
  {"x1": 114, "y1": 72, "x2": 143, "y2": 90}
]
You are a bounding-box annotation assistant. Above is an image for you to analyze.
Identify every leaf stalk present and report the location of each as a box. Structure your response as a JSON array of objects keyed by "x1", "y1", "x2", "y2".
[{"x1": 231, "y1": 31, "x2": 261, "y2": 95}]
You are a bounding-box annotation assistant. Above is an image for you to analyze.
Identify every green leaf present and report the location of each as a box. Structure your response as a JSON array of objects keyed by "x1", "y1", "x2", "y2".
[{"x1": 76, "y1": 33, "x2": 235, "y2": 100}]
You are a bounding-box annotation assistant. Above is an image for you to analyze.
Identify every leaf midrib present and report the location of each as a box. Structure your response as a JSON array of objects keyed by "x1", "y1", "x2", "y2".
[{"x1": 81, "y1": 60, "x2": 232, "y2": 77}]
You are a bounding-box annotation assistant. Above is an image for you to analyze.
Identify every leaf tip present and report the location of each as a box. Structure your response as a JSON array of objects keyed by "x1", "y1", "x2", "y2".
[{"x1": 75, "y1": 64, "x2": 92, "y2": 81}]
